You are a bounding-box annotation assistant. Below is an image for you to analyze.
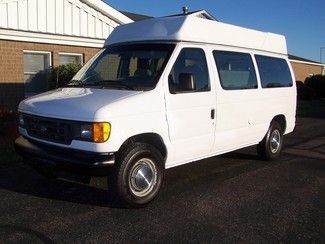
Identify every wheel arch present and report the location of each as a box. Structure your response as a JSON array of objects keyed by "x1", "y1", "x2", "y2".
[
  {"x1": 117, "y1": 133, "x2": 168, "y2": 163},
  {"x1": 271, "y1": 114, "x2": 286, "y2": 134}
]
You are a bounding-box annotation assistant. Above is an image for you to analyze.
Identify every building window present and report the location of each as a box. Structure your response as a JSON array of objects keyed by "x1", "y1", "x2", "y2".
[
  {"x1": 59, "y1": 53, "x2": 83, "y2": 65},
  {"x1": 23, "y1": 51, "x2": 52, "y2": 97}
]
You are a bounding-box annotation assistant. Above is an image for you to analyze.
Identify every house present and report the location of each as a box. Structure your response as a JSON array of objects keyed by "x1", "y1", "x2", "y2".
[
  {"x1": 0, "y1": 0, "x2": 132, "y2": 110},
  {"x1": 289, "y1": 54, "x2": 324, "y2": 82}
]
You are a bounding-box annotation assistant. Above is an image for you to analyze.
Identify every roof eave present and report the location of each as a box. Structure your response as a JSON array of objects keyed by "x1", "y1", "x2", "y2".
[{"x1": 80, "y1": 0, "x2": 133, "y2": 24}]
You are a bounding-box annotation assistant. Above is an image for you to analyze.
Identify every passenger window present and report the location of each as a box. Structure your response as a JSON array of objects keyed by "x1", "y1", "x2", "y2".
[
  {"x1": 255, "y1": 55, "x2": 293, "y2": 88},
  {"x1": 213, "y1": 51, "x2": 258, "y2": 90},
  {"x1": 169, "y1": 48, "x2": 210, "y2": 93}
]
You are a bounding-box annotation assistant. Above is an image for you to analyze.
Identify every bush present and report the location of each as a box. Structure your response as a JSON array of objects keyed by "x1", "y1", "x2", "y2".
[
  {"x1": 305, "y1": 75, "x2": 325, "y2": 99},
  {"x1": 50, "y1": 62, "x2": 82, "y2": 88},
  {"x1": 296, "y1": 80, "x2": 316, "y2": 100}
]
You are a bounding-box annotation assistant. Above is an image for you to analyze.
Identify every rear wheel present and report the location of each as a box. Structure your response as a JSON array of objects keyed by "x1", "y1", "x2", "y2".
[
  {"x1": 257, "y1": 121, "x2": 283, "y2": 160},
  {"x1": 108, "y1": 142, "x2": 164, "y2": 208}
]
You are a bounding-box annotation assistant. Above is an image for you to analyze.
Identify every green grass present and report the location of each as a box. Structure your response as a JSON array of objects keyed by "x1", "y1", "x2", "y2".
[
  {"x1": 0, "y1": 144, "x2": 21, "y2": 166},
  {"x1": 297, "y1": 100, "x2": 325, "y2": 118}
]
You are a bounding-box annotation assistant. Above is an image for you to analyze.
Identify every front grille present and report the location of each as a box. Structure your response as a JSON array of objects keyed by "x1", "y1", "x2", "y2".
[{"x1": 24, "y1": 115, "x2": 73, "y2": 145}]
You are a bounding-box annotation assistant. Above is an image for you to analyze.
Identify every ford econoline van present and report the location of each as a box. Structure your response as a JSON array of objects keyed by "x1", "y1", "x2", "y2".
[{"x1": 15, "y1": 11, "x2": 296, "y2": 207}]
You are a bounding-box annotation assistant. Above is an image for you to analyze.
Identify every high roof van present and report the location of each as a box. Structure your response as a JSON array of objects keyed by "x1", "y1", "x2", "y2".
[{"x1": 15, "y1": 11, "x2": 296, "y2": 207}]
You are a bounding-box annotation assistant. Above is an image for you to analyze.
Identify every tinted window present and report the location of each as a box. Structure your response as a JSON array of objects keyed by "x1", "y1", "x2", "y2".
[
  {"x1": 255, "y1": 55, "x2": 292, "y2": 88},
  {"x1": 169, "y1": 48, "x2": 210, "y2": 93},
  {"x1": 213, "y1": 51, "x2": 257, "y2": 90}
]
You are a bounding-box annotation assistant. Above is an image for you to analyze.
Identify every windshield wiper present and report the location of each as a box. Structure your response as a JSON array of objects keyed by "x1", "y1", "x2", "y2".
[
  {"x1": 65, "y1": 80, "x2": 85, "y2": 87},
  {"x1": 95, "y1": 80, "x2": 135, "y2": 90}
]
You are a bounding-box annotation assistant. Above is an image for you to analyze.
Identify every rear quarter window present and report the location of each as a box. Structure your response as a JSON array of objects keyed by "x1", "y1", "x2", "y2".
[{"x1": 255, "y1": 55, "x2": 293, "y2": 88}]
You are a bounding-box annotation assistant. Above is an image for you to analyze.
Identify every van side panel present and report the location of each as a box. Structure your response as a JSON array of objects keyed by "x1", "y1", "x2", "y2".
[
  {"x1": 164, "y1": 45, "x2": 296, "y2": 168},
  {"x1": 211, "y1": 49, "x2": 296, "y2": 154},
  {"x1": 252, "y1": 55, "x2": 296, "y2": 136}
]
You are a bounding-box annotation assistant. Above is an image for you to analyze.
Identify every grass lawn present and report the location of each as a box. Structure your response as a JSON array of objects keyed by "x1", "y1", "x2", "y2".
[{"x1": 296, "y1": 100, "x2": 325, "y2": 118}]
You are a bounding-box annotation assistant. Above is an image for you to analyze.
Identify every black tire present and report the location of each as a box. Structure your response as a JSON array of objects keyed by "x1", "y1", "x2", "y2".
[
  {"x1": 257, "y1": 121, "x2": 284, "y2": 160},
  {"x1": 108, "y1": 142, "x2": 164, "y2": 208}
]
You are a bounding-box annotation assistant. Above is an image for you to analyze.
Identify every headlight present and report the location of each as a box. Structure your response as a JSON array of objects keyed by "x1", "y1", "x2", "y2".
[
  {"x1": 80, "y1": 124, "x2": 93, "y2": 140},
  {"x1": 18, "y1": 114, "x2": 25, "y2": 127},
  {"x1": 79, "y1": 122, "x2": 111, "y2": 143}
]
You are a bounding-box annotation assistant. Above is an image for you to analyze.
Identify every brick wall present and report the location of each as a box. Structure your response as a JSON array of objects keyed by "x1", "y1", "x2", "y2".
[
  {"x1": 0, "y1": 39, "x2": 100, "y2": 110},
  {"x1": 290, "y1": 61, "x2": 323, "y2": 82}
]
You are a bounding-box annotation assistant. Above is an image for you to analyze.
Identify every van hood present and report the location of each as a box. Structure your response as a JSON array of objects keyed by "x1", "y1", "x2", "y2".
[{"x1": 19, "y1": 88, "x2": 141, "y2": 121}]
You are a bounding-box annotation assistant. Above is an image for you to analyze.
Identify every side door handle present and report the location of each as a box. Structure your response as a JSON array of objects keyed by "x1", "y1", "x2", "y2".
[{"x1": 211, "y1": 109, "x2": 215, "y2": 119}]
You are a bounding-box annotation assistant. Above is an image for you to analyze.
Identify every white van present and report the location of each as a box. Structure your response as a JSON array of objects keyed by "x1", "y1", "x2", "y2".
[{"x1": 15, "y1": 12, "x2": 296, "y2": 207}]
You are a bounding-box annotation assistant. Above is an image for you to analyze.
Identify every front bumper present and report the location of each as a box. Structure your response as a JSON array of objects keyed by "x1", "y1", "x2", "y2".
[{"x1": 14, "y1": 136, "x2": 115, "y2": 176}]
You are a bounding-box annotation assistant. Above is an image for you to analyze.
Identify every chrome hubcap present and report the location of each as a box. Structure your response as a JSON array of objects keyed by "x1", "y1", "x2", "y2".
[
  {"x1": 129, "y1": 158, "x2": 157, "y2": 197},
  {"x1": 270, "y1": 129, "x2": 281, "y2": 153}
]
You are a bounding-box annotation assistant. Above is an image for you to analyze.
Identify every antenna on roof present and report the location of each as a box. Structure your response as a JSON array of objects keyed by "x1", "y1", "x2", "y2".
[{"x1": 182, "y1": 6, "x2": 189, "y2": 15}]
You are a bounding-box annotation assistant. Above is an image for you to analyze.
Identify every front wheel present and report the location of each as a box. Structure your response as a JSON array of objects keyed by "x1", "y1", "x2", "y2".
[
  {"x1": 108, "y1": 143, "x2": 164, "y2": 208},
  {"x1": 257, "y1": 121, "x2": 284, "y2": 160}
]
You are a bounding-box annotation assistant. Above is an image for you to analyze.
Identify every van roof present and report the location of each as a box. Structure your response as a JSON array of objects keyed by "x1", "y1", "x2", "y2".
[{"x1": 105, "y1": 13, "x2": 287, "y2": 55}]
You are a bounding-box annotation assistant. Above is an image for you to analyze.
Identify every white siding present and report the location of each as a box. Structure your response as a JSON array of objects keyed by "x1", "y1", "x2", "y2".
[
  {"x1": 55, "y1": 0, "x2": 64, "y2": 34},
  {"x1": 88, "y1": 13, "x2": 95, "y2": 37},
  {"x1": 7, "y1": 1, "x2": 18, "y2": 29},
  {"x1": 0, "y1": 0, "x2": 119, "y2": 39},
  {"x1": 0, "y1": 3, "x2": 8, "y2": 28},
  {"x1": 37, "y1": 0, "x2": 47, "y2": 32},
  {"x1": 95, "y1": 18, "x2": 102, "y2": 38},
  {"x1": 17, "y1": 0, "x2": 28, "y2": 30},
  {"x1": 64, "y1": 0, "x2": 72, "y2": 35},
  {"x1": 46, "y1": 0, "x2": 56, "y2": 33},
  {"x1": 28, "y1": 0, "x2": 38, "y2": 31},
  {"x1": 80, "y1": 9, "x2": 88, "y2": 36},
  {"x1": 72, "y1": 4, "x2": 80, "y2": 36},
  {"x1": 103, "y1": 22, "x2": 110, "y2": 38}
]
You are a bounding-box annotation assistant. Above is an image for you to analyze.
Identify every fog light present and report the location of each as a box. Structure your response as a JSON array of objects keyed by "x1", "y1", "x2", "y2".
[
  {"x1": 19, "y1": 114, "x2": 24, "y2": 127},
  {"x1": 93, "y1": 122, "x2": 110, "y2": 143}
]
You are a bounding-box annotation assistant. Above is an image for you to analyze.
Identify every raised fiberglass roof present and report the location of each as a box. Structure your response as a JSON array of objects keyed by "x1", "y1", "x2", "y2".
[{"x1": 105, "y1": 12, "x2": 287, "y2": 55}]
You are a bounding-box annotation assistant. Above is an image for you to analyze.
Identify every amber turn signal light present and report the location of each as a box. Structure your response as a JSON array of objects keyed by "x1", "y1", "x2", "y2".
[{"x1": 93, "y1": 122, "x2": 111, "y2": 143}]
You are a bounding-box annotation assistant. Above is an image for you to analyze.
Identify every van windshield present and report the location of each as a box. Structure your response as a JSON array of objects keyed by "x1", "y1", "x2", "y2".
[{"x1": 69, "y1": 43, "x2": 175, "y2": 91}]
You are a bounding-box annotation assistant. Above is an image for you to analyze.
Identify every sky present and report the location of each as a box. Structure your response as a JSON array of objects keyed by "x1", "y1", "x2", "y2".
[{"x1": 105, "y1": 0, "x2": 325, "y2": 63}]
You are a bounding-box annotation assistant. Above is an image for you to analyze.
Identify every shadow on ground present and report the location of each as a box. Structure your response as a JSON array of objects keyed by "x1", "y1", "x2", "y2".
[{"x1": 0, "y1": 147, "x2": 277, "y2": 209}]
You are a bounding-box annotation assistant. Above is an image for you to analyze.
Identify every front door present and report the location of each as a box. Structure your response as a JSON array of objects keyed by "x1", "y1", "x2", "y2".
[{"x1": 164, "y1": 47, "x2": 216, "y2": 166}]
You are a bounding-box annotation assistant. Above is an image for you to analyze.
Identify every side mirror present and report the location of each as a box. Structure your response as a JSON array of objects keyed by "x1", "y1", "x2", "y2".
[{"x1": 178, "y1": 73, "x2": 196, "y2": 92}]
